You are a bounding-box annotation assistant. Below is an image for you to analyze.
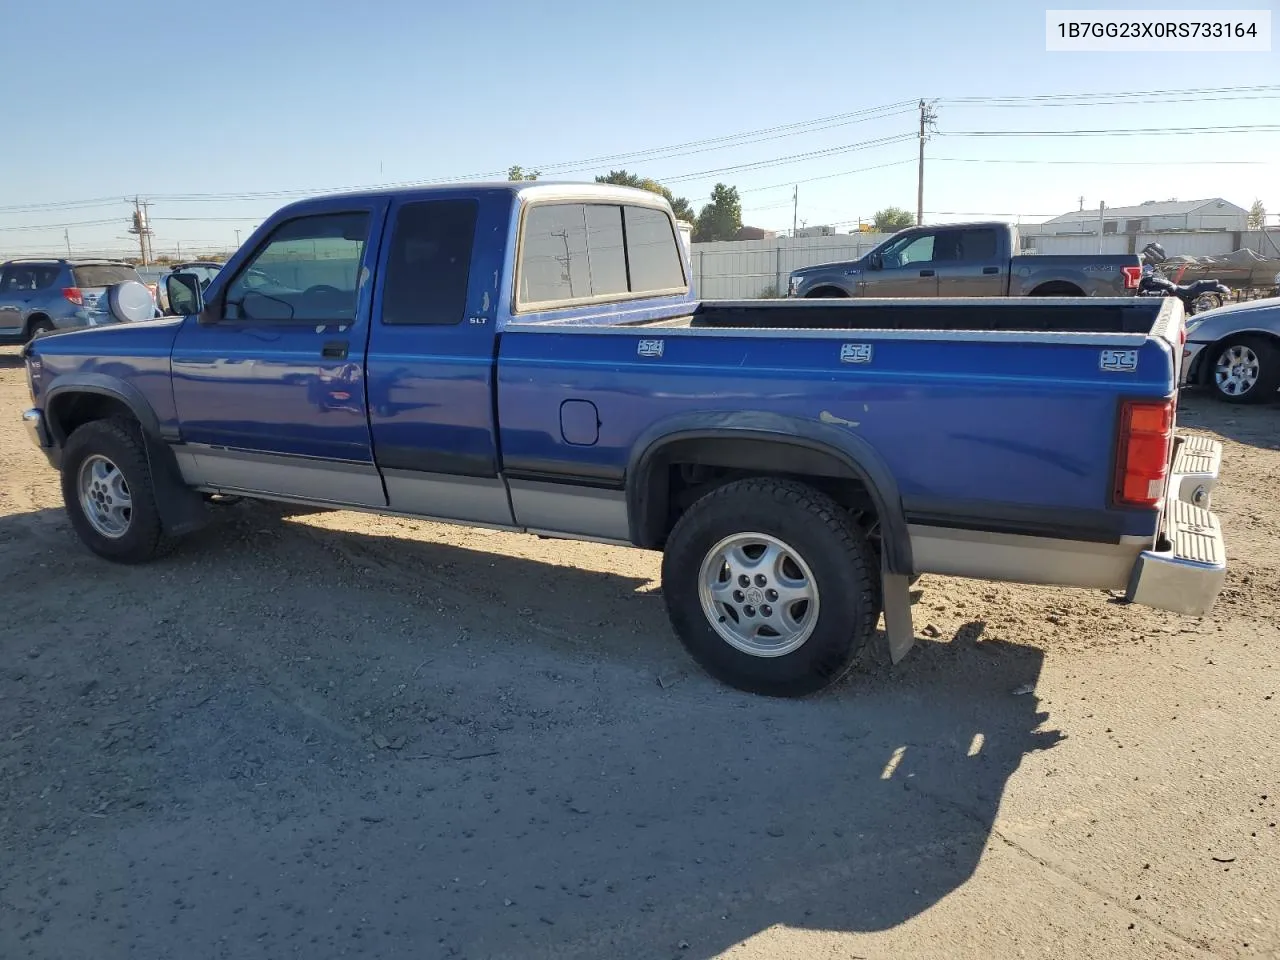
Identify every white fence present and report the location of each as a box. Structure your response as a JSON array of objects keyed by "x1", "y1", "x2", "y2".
[
  {"x1": 690, "y1": 234, "x2": 892, "y2": 299},
  {"x1": 691, "y1": 229, "x2": 1280, "y2": 298},
  {"x1": 1025, "y1": 229, "x2": 1280, "y2": 260}
]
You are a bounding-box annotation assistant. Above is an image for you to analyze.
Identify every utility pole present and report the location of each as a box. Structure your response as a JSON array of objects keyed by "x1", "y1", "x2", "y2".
[
  {"x1": 234, "y1": 229, "x2": 241, "y2": 248},
  {"x1": 64, "y1": 228, "x2": 71, "y2": 256},
  {"x1": 1078, "y1": 195, "x2": 1085, "y2": 212},
  {"x1": 129, "y1": 196, "x2": 153, "y2": 266},
  {"x1": 792, "y1": 186, "x2": 798, "y2": 238},
  {"x1": 917, "y1": 100, "x2": 938, "y2": 226},
  {"x1": 142, "y1": 200, "x2": 152, "y2": 265}
]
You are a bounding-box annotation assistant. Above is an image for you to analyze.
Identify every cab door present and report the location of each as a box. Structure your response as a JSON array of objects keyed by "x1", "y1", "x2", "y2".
[
  {"x1": 170, "y1": 201, "x2": 389, "y2": 506},
  {"x1": 861, "y1": 230, "x2": 940, "y2": 296},
  {"x1": 934, "y1": 227, "x2": 1006, "y2": 297}
]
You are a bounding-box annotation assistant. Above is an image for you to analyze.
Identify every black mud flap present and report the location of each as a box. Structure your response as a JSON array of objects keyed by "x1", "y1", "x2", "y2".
[{"x1": 141, "y1": 433, "x2": 211, "y2": 537}]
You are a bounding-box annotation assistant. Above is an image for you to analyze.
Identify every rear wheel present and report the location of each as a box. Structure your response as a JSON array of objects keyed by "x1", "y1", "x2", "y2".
[
  {"x1": 1191, "y1": 292, "x2": 1224, "y2": 315},
  {"x1": 661, "y1": 478, "x2": 881, "y2": 697},
  {"x1": 1028, "y1": 283, "x2": 1084, "y2": 297},
  {"x1": 60, "y1": 418, "x2": 175, "y2": 562},
  {"x1": 26, "y1": 316, "x2": 54, "y2": 341},
  {"x1": 1207, "y1": 335, "x2": 1280, "y2": 405}
]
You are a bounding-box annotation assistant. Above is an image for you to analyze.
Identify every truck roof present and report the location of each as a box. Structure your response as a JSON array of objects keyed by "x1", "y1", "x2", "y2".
[
  {"x1": 3, "y1": 257, "x2": 134, "y2": 267},
  {"x1": 276, "y1": 181, "x2": 674, "y2": 212},
  {"x1": 895, "y1": 221, "x2": 1014, "y2": 231}
]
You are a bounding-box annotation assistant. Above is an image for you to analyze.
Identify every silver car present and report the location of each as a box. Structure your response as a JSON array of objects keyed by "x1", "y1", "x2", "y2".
[{"x1": 1182, "y1": 295, "x2": 1280, "y2": 403}]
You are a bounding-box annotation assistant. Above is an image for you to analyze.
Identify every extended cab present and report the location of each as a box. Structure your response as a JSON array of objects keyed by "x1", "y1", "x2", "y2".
[
  {"x1": 787, "y1": 222, "x2": 1143, "y2": 299},
  {"x1": 21, "y1": 183, "x2": 1226, "y2": 697}
]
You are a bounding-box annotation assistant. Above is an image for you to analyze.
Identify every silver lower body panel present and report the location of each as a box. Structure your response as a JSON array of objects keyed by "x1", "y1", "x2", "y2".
[{"x1": 909, "y1": 433, "x2": 1228, "y2": 617}]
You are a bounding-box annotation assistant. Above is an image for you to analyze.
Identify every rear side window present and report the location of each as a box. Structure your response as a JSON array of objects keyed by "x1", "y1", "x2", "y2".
[
  {"x1": 1, "y1": 263, "x2": 61, "y2": 292},
  {"x1": 623, "y1": 205, "x2": 685, "y2": 293},
  {"x1": 518, "y1": 202, "x2": 687, "y2": 308},
  {"x1": 73, "y1": 265, "x2": 138, "y2": 287},
  {"x1": 382, "y1": 199, "x2": 479, "y2": 326},
  {"x1": 957, "y1": 229, "x2": 999, "y2": 261}
]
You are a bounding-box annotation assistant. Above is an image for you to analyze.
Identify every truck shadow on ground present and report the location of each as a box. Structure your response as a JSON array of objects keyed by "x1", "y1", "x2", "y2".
[
  {"x1": 0, "y1": 504, "x2": 1063, "y2": 960},
  {"x1": 1177, "y1": 389, "x2": 1280, "y2": 450}
]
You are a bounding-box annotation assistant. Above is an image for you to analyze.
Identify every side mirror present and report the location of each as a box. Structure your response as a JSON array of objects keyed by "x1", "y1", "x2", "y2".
[
  {"x1": 867, "y1": 253, "x2": 883, "y2": 271},
  {"x1": 107, "y1": 281, "x2": 158, "y2": 323},
  {"x1": 165, "y1": 272, "x2": 204, "y2": 317}
]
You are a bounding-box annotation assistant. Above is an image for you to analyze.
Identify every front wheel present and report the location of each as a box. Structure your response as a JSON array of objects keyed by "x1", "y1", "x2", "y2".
[
  {"x1": 1208, "y1": 335, "x2": 1280, "y2": 405},
  {"x1": 60, "y1": 418, "x2": 175, "y2": 562},
  {"x1": 661, "y1": 478, "x2": 881, "y2": 697}
]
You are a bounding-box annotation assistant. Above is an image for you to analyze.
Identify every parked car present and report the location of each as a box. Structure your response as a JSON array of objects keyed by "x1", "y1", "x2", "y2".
[
  {"x1": 787, "y1": 222, "x2": 1142, "y2": 299},
  {"x1": 1180, "y1": 295, "x2": 1280, "y2": 403},
  {"x1": 21, "y1": 182, "x2": 1226, "y2": 697},
  {"x1": 151, "y1": 261, "x2": 223, "y2": 314},
  {"x1": 0, "y1": 259, "x2": 147, "y2": 344}
]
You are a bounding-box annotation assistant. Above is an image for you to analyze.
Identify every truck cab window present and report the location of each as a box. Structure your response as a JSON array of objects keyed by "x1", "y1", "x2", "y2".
[
  {"x1": 519, "y1": 202, "x2": 687, "y2": 308},
  {"x1": 382, "y1": 199, "x2": 478, "y2": 325},
  {"x1": 223, "y1": 212, "x2": 369, "y2": 322},
  {"x1": 521, "y1": 204, "x2": 590, "y2": 304},
  {"x1": 957, "y1": 229, "x2": 999, "y2": 261},
  {"x1": 882, "y1": 233, "x2": 935, "y2": 268},
  {"x1": 623, "y1": 205, "x2": 685, "y2": 293}
]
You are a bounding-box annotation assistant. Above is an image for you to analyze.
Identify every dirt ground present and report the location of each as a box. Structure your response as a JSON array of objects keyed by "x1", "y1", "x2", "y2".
[{"x1": 0, "y1": 343, "x2": 1277, "y2": 960}]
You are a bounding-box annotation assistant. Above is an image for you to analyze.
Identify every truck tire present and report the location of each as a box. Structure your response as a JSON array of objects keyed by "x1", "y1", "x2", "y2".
[
  {"x1": 661, "y1": 478, "x2": 880, "y2": 697},
  {"x1": 1206, "y1": 334, "x2": 1280, "y2": 405},
  {"x1": 60, "y1": 418, "x2": 176, "y2": 563}
]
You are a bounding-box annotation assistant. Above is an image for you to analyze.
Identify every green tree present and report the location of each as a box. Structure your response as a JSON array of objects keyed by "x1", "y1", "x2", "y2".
[
  {"x1": 508, "y1": 165, "x2": 540, "y2": 181},
  {"x1": 595, "y1": 169, "x2": 696, "y2": 222},
  {"x1": 1248, "y1": 199, "x2": 1267, "y2": 229},
  {"x1": 692, "y1": 183, "x2": 742, "y2": 242},
  {"x1": 872, "y1": 206, "x2": 916, "y2": 232}
]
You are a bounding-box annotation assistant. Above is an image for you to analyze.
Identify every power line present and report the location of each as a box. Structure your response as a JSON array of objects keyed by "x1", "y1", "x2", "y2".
[
  {"x1": 941, "y1": 83, "x2": 1280, "y2": 105},
  {"x1": 0, "y1": 218, "x2": 120, "y2": 232},
  {"x1": 932, "y1": 157, "x2": 1268, "y2": 166},
  {"x1": 942, "y1": 124, "x2": 1280, "y2": 137},
  {"x1": 658, "y1": 134, "x2": 917, "y2": 184},
  {"x1": 0, "y1": 197, "x2": 128, "y2": 215},
  {"x1": 7, "y1": 84, "x2": 1280, "y2": 213}
]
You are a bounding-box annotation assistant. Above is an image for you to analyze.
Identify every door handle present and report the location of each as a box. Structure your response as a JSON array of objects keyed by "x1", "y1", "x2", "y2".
[
  {"x1": 982, "y1": 266, "x2": 1000, "y2": 275},
  {"x1": 321, "y1": 340, "x2": 349, "y2": 359},
  {"x1": 919, "y1": 269, "x2": 935, "y2": 277}
]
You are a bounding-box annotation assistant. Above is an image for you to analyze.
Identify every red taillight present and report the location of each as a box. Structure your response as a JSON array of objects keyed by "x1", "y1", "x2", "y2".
[
  {"x1": 1122, "y1": 265, "x2": 1141, "y2": 289},
  {"x1": 62, "y1": 287, "x2": 83, "y2": 306},
  {"x1": 1114, "y1": 399, "x2": 1174, "y2": 508}
]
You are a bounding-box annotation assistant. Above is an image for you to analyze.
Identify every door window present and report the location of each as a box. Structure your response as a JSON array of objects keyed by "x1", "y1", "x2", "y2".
[
  {"x1": 223, "y1": 212, "x2": 370, "y2": 322},
  {"x1": 881, "y1": 233, "x2": 935, "y2": 268}
]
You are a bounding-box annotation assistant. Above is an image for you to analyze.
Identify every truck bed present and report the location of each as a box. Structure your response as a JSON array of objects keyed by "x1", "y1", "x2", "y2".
[{"x1": 668, "y1": 298, "x2": 1165, "y2": 334}]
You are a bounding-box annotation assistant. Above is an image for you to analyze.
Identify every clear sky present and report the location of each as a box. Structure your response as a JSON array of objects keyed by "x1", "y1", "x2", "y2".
[{"x1": 2, "y1": 0, "x2": 1277, "y2": 257}]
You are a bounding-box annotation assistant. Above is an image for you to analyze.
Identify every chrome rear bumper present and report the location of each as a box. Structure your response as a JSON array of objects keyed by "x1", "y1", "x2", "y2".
[{"x1": 1125, "y1": 435, "x2": 1226, "y2": 617}]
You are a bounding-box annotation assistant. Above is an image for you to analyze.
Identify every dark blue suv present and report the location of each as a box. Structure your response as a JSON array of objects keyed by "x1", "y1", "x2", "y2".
[{"x1": 0, "y1": 259, "x2": 145, "y2": 344}]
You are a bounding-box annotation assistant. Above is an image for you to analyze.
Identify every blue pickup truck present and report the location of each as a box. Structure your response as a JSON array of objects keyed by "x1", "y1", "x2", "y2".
[{"x1": 20, "y1": 182, "x2": 1228, "y2": 697}]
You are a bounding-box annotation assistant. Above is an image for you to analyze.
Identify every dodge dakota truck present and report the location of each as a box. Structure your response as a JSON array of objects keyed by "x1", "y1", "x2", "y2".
[
  {"x1": 786, "y1": 221, "x2": 1143, "y2": 299},
  {"x1": 20, "y1": 183, "x2": 1227, "y2": 697}
]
